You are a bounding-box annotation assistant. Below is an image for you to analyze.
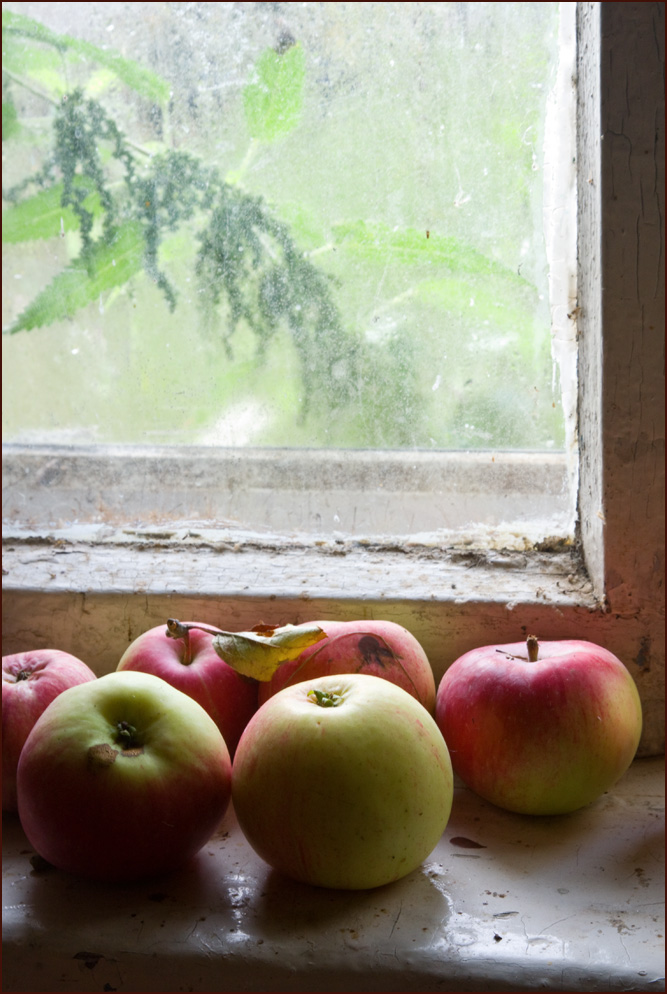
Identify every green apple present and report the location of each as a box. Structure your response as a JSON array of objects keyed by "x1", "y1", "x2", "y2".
[
  {"x1": 232, "y1": 673, "x2": 453, "y2": 890},
  {"x1": 17, "y1": 670, "x2": 232, "y2": 881}
]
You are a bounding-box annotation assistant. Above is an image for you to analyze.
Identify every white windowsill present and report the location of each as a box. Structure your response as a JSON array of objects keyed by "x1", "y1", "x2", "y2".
[{"x1": 2, "y1": 757, "x2": 664, "y2": 993}]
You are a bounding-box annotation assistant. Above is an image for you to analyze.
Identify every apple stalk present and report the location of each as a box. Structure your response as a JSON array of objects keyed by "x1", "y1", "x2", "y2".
[
  {"x1": 495, "y1": 634, "x2": 541, "y2": 663},
  {"x1": 165, "y1": 618, "x2": 225, "y2": 665}
]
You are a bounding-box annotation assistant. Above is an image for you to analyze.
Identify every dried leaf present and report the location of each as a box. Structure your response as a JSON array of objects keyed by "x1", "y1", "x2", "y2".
[{"x1": 212, "y1": 622, "x2": 327, "y2": 682}]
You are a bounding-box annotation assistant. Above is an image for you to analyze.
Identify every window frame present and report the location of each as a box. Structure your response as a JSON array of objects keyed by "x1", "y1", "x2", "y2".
[{"x1": 2, "y1": 2, "x2": 664, "y2": 756}]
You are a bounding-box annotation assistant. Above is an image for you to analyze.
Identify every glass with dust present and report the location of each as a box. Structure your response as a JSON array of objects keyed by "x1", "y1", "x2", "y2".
[{"x1": 1, "y1": 2, "x2": 578, "y2": 539}]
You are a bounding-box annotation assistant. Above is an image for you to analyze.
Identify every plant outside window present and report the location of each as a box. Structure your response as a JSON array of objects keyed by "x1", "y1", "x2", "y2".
[{"x1": 2, "y1": 2, "x2": 571, "y2": 456}]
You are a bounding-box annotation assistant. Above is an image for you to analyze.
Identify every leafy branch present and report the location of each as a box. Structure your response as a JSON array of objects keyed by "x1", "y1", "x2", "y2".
[
  {"x1": 2, "y1": 18, "x2": 359, "y2": 418},
  {"x1": 2, "y1": 8, "x2": 170, "y2": 105},
  {"x1": 2, "y1": 8, "x2": 561, "y2": 450}
]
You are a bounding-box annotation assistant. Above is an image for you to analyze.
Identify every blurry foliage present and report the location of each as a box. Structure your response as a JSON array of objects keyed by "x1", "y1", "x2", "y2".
[
  {"x1": 2, "y1": 9, "x2": 170, "y2": 103},
  {"x1": 2, "y1": 5, "x2": 565, "y2": 449},
  {"x1": 2, "y1": 22, "x2": 359, "y2": 423}
]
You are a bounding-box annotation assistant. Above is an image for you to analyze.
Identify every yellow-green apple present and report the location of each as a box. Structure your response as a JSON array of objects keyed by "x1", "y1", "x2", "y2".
[
  {"x1": 435, "y1": 635, "x2": 643, "y2": 815},
  {"x1": 16, "y1": 670, "x2": 232, "y2": 881},
  {"x1": 232, "y1": 673, "x2": 453, "y2": 889},
  {"x1": 116, "y1": 622, "x2": 258, "y2": 756},
  {"x1": 257, "y1": 620, "x2": 436, "y2": 713},
  {"x1": 2, "y1": 649, "x2": 97, "y2": 812}
]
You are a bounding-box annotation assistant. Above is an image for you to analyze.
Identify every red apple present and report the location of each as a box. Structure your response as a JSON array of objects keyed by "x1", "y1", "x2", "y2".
[
  {"x1": 2, "y1": 649, "x2": 97, "y2": 812},
  {"x1": 435, "y1": 635, "x2": 643, "y2": 815},
  {"x1": 233, "y1": 673, "x2": 453, "y2": 889},
  {"x1": 17, "y1": 670, "x2": 232, "y2": 881},
  {"x1": 116, "y1": 622, "x2": 258, "y2": 756},
  {"x1": 257, "y1": 620, "x2": 436, "y2": 713}
]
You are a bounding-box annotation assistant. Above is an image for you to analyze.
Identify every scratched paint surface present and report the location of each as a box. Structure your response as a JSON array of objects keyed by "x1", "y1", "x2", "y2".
[{"x1": 3, "y1": 759, "x2": 663, "y2": 992}]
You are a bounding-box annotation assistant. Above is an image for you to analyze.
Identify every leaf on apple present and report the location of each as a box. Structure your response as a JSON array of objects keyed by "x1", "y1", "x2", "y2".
[{"x1": 211, "y1": 623, "x2": 328, "y2": 682}]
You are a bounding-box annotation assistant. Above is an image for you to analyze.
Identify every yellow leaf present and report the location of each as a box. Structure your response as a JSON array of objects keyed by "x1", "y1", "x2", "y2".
[{"x1": 212, "y1": 622, "x2": 327, "y2": 682}]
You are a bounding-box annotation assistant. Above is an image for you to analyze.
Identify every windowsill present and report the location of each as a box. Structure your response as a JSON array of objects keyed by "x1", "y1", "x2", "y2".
[
  {"x1": 0, "y1": 522, "x2": 592, "y2": 605},
  {"x1": 0, "y1": 521, "x2": 598, "y2": 668},
  {"x1": 2, "y1": 517, "x2": 663, "y2": 757},
  {"x1": 2, "y1": 757, "x2": 664, "y2": 993}
]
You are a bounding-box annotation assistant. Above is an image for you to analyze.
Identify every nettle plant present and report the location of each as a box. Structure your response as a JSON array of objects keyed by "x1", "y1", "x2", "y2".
[{"x1": 2, "y1": 8, "x2": 564, "y2": 449}]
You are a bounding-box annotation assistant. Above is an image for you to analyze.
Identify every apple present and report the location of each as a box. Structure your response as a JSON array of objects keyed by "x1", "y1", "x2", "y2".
[
  {"x1": 257, "y1": 620, "x2": 436, "y2": 713},
  {"x1": 16, "y1": 670, "x2": 232, "y2": 881},
  {"x1": 116, "y1": 621, "x2": 258, "y2": 756},
  {"x1": 232, "y1": 673, "x2": 453, "y2": 890},
  {"x1": 2, "y1": 649, "x2": 97, "y2": 813},
  {"x1": 435, "y1": 635, "x2": 643, "y2": 815}
]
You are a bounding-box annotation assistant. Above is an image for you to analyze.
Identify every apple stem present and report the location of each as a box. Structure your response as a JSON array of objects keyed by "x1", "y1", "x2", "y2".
[
  {"x1": 167, "y1": 619, "x2": 227, "y2": 638},
  {"x1": 527, "y1": 635, "x2": 540, "y2": 662},
  {"x1": 165, "y1": 618, "x2": 228, "y2": 665}
]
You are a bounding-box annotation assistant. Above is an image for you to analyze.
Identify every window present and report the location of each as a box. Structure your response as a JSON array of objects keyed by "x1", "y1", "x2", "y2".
[
  {"x1": 3, "y1": 1, "x2": 576, "y2": 543},
  {"x1": 2, "y1": 3, "x2": 664, "y2": 757}
]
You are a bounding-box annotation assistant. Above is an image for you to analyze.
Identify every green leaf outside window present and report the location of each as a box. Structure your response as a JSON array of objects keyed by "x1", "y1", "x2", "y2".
[
  {"x1": 2, "y1": 181, "x2": 102, "y2": 243},
  {"x1": 243, "y1": 42, "x2": 306, "y2": 142},
  {"x1": 7, "y1": 223, "x2": 144, "y2": 334}
]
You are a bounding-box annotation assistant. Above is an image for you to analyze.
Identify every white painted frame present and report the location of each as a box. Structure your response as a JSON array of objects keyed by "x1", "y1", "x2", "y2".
[{"x1": 2, "y1": 3, "x2": 664, "y2": 754}]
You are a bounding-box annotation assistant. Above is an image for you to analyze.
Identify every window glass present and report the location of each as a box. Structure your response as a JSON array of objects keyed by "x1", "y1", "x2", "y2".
[{"x1": 2, "y1": 1, "x2": 574, "y2": 457}]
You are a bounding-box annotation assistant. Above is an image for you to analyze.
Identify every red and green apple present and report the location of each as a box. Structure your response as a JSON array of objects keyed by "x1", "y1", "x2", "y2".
[
  {"x1": 257, "y1": 619, "x2": 436, "y2": 713},
  {"x1": 116, "y1": 621, "x2": 258, "y2": 756},
  {"x1": 17, "y1": 670, "x2": 232, "y2": 881},
  {"x1": 435, "y1": 635, "x2": 643, "y2": 815},
  {"x1": 2, "y1": 649, "x2": 97, "y2": 812}
]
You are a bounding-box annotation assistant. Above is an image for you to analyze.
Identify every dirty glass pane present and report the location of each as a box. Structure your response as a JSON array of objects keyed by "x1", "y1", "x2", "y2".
[{"x1": 2, "y1": 2, "x2": 575, "y2": 451}]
